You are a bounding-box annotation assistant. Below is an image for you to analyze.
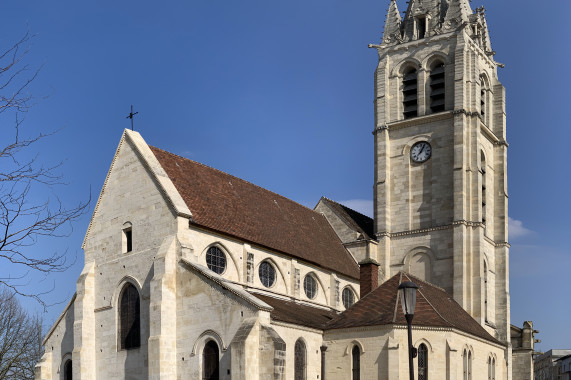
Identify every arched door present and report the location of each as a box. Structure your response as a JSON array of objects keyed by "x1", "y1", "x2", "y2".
[
  {"x1": 64, "y1": 360, "x2": 72, "y2": 380},
  {"x1": 203, "y1": 340, "x2": 219, "y2": 380}
]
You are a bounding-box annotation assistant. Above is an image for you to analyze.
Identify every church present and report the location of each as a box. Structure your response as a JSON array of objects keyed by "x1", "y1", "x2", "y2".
[{"x1": 35, "y1": 1, "x2": 536, "y2": 379}]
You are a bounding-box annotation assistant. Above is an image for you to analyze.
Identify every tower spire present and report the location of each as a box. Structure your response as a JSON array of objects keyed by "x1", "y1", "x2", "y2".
[{"x1": 382, "y1": 0, "x2": 402, "y2": 44}]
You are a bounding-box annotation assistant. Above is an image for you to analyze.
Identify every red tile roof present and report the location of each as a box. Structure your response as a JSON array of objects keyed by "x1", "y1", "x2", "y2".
[
  {"x1": 252, "y1": 293, "x2": 339, "y2": 330},
  {"x1": 326, "y1": 272, "x2": 502, "y2": 345},
  {"x1": 150, "y1": 146, "x2": 360, "y2": 279}
]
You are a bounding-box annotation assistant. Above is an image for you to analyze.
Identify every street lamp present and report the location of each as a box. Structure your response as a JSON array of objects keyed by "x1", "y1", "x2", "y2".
[{"x1": 398, "y1": 281, "x2": 419, "y2": 380}]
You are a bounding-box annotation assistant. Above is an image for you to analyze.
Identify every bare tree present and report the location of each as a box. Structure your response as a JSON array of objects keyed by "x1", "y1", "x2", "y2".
[
  {"x1": 0, "y1": 287, "x2": 44, "y2": 380},
  {"x1": 0, "y1": 32, "x2": 89, "y2": 307}
]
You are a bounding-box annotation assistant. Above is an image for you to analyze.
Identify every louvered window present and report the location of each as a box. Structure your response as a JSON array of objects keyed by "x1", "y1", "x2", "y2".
[
  {"x1": 430, "y1": 63, "x2": 446, "y2": 113},
  {"x1": 418, "y1": 344, "x2": 428, "y2": 380},
  {"x1": 120, "y1": 284, "x2": 140, "y2": 350},
  {"x1": 484, "y1": 261, "x2": 489, "y2": 322},
  {"x1": 294, "y1": 339, "x2": 307, "y2": 380},
  {"x1": 352, "y1": 345, "x2": 361, "y2": 380},
  {"x1": 403, "y1": 68, "x2": 418, "y2": 119}
]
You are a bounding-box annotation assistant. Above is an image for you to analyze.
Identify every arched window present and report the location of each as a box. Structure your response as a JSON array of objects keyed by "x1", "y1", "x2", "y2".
[
  {"x1": 484, "y1": 261, "x2": 489, "y2": 322},
  {"x1": 492, "y1": 358, "x2": 496, "y2": 380},
  {"x1": 120, "y1": 283, "x2": 141, "y2": 350},
  {"x1": 352, "y1": 345, "x2": 361, "y2": 380},
  {"x1": 303, "y1": 274, "x2": 317, "y2": 300},
  {"x1": 206, "y1": 246, "x2": 226, "y2": 274},
  {"x1": 403, "y1": 68, "x2": 418, "y2": 119},
  {"x1": 480, "y1": 74, "x2": 490, "y2": 125},
  {"x1": 463, "y1": 349, "x2": 472, "y2": 380},
  {"x1": 64, "y1": 360, "x2": 72, "y2": 380},
  {"x1": 481, "y1": 151, "x2": 487, "y2": 227},
  {"x1": 203, "y1": 340, "x2": 220, "y2": 380},
  {"x1": 259, "y1": 261, "x2": 276, "y2": 288},
  {"x1": 429, "y1": 62, "x2": 446, "y2": 113},
  {"x1": 418, "y1": 343, "x2": 428, "y2": 380},
  {"x1": 294, "y1": 339, "x2": 307, "y2": 380},
  {"x1": 409, "y1": 252, "x2": 431, "y2": 282},
  {"x1": 488, "y1": 357, "x2": 492, "y2": 380},
  {"x1": 342, "y1": 287, "x2": 355, "y2": 309},
  {"x1": 468, "y1": 351, "x2": 472, "y2": 380}
]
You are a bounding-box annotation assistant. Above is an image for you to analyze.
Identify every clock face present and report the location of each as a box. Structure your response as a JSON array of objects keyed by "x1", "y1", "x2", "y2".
[{"x1": 411, "y1": 141, "x2": 432, "y2": 163}]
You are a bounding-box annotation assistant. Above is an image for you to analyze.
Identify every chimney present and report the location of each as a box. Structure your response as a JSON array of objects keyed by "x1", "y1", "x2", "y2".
[{"x1": 359, "y1": 258, "x2": 380, "y2": 297}]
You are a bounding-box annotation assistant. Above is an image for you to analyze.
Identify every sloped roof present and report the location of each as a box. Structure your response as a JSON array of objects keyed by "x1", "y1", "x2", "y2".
[
  {"x1": 319, "y1": 197, "x2": 375, "y2": 240},
  {"x1": 326, "y1": 272, "x2": 502, "y2": 345},
  {"x1": 252, "y1": 293, "x2": 339, "y2": 330},
  {"x1": 150, "y1": 146, "x2": 360, "y2": 280}
]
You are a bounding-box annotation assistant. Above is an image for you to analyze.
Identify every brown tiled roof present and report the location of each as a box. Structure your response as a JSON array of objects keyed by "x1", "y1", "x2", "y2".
[
  {"x1": 326, "y1": 272, "x2": 502, "y2": 345},
  {"x1": 149, "y1": 147, "x2": 360, "y2": 279},
  {"x1": 319, "y1": 197, "x2": 375, "y2": 240},
  {"x1": 252, "y1": 293, "x2": 339, "y2": 330}
]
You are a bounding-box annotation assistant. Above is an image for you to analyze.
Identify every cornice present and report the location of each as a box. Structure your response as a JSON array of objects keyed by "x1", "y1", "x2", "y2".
[
  {"x1": 484, "y1": 235, "x2": 510, "y2": 248},
  {"x1": 377, "y1": 220, "x2": 486, "y2": 239},
  {"x1": 271, "y1": 320, "x2": 325, "y2": 335},
  {"x1": 373, "y1": 111, "x2": 453, "y2": 134}
]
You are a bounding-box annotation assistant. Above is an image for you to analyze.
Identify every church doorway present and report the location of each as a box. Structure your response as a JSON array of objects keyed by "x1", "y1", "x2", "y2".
[
  {"x1": 64, "y1": 360, "x2": 72, "y2": 380},
  {"x1": 202, "y1": 340, "x2": 220, "y2": 380}
]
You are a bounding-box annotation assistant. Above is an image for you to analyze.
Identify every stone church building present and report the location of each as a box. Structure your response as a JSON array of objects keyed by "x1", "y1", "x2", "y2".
[{"x1": 35, "y1": 0, "x2": 536, "y2": 379}]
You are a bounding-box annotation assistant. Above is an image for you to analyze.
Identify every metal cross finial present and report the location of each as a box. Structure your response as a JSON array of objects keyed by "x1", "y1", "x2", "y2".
[{"x1": 126, "y1": 105, "x2": 139, "y2": 131}]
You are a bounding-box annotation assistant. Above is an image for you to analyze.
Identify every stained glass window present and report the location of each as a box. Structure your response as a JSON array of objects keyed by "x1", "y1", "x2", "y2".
[
  {"x1": 342, "y1": 287, "x2": 355, "y2": 309},
  {"x1": 294, "y1": 339, "x2": 306, "y2": 380},
  {"x1": 206, "y1": 247, "x2": 226, "y2": 274},
  {"x1": 303, "y1": 275, "x2": 317, "y2": 299},
  {"x1": 259, "y1": 261, "x2": 276, "y2": 288}
]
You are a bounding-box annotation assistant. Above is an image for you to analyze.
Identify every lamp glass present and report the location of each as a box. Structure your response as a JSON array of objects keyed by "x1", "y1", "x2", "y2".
[{"x1": 398, "y1": 282, "x2": 418, "y2": 316}]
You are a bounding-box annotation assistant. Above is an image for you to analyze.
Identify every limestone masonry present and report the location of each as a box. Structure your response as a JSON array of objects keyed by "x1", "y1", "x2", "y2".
[{"x1": 35, "y1": 1, "x2": 535, "y2": 379}]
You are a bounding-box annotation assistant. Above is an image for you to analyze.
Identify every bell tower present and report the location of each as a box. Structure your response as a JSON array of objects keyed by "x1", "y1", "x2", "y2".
[{"x1": 370, "y1": 0, "x2": 510, "y2": 346}]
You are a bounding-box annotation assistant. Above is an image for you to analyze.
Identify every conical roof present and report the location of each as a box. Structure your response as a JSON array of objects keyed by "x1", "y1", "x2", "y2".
[{"x1": 326, "y1": 272, "x2": 502, "y2": 345}]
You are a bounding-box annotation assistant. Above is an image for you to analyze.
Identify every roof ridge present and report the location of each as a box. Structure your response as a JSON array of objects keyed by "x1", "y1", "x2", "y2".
[
  {"x1": 150, "y1": 146, "x2": 323, "y2": 216},
  {"x1": 321, "y1": 197, "x2": 374, "y2": 221}
]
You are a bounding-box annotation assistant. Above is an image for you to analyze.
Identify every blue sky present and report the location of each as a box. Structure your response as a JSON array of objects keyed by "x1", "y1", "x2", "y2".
[{"x1": 1, "y1": 0, "x2": 569, "y2": 351}]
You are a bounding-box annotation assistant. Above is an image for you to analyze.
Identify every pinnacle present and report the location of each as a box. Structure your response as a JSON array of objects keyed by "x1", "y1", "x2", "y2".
[
  {"x1": 382, "y1": 0, "x2": 402, "y2": 44},
  {"x1": 444, "y1": 0, "x2": 473, "y2": 24}
]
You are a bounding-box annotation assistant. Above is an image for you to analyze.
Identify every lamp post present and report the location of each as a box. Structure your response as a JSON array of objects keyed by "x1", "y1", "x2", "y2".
[{"x1": 398, "y1": 281, "x2": 419, "y2": 380}]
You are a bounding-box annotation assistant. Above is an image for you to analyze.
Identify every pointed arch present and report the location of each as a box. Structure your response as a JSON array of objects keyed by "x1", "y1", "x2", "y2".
[
  {"x1": 294, "y1": 338, "x2": 307, "y2": 380},
  {"x1": 352, "y1": 344, "x2": 361, "y2": 380},
  {"x1": 418, "y1": 343, "x2": 428, "y2": 380},
  {"x1": 255, "y1": 256, "x2": 288, "y2": 292},
  {"x1": 118, "y1": 282, "x2": 141, "y2": 350},
  {"x1": 345, "y1": 340, "x2": 366, "y2": 356},
  {"x1": 201, "y1": 242, "x2": 241, "y2": 282}
]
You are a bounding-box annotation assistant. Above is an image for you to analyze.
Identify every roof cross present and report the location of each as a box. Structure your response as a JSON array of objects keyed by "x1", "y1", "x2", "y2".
[{"x1": 126, "y1": 105, "x2": 139, "y2": 131}]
